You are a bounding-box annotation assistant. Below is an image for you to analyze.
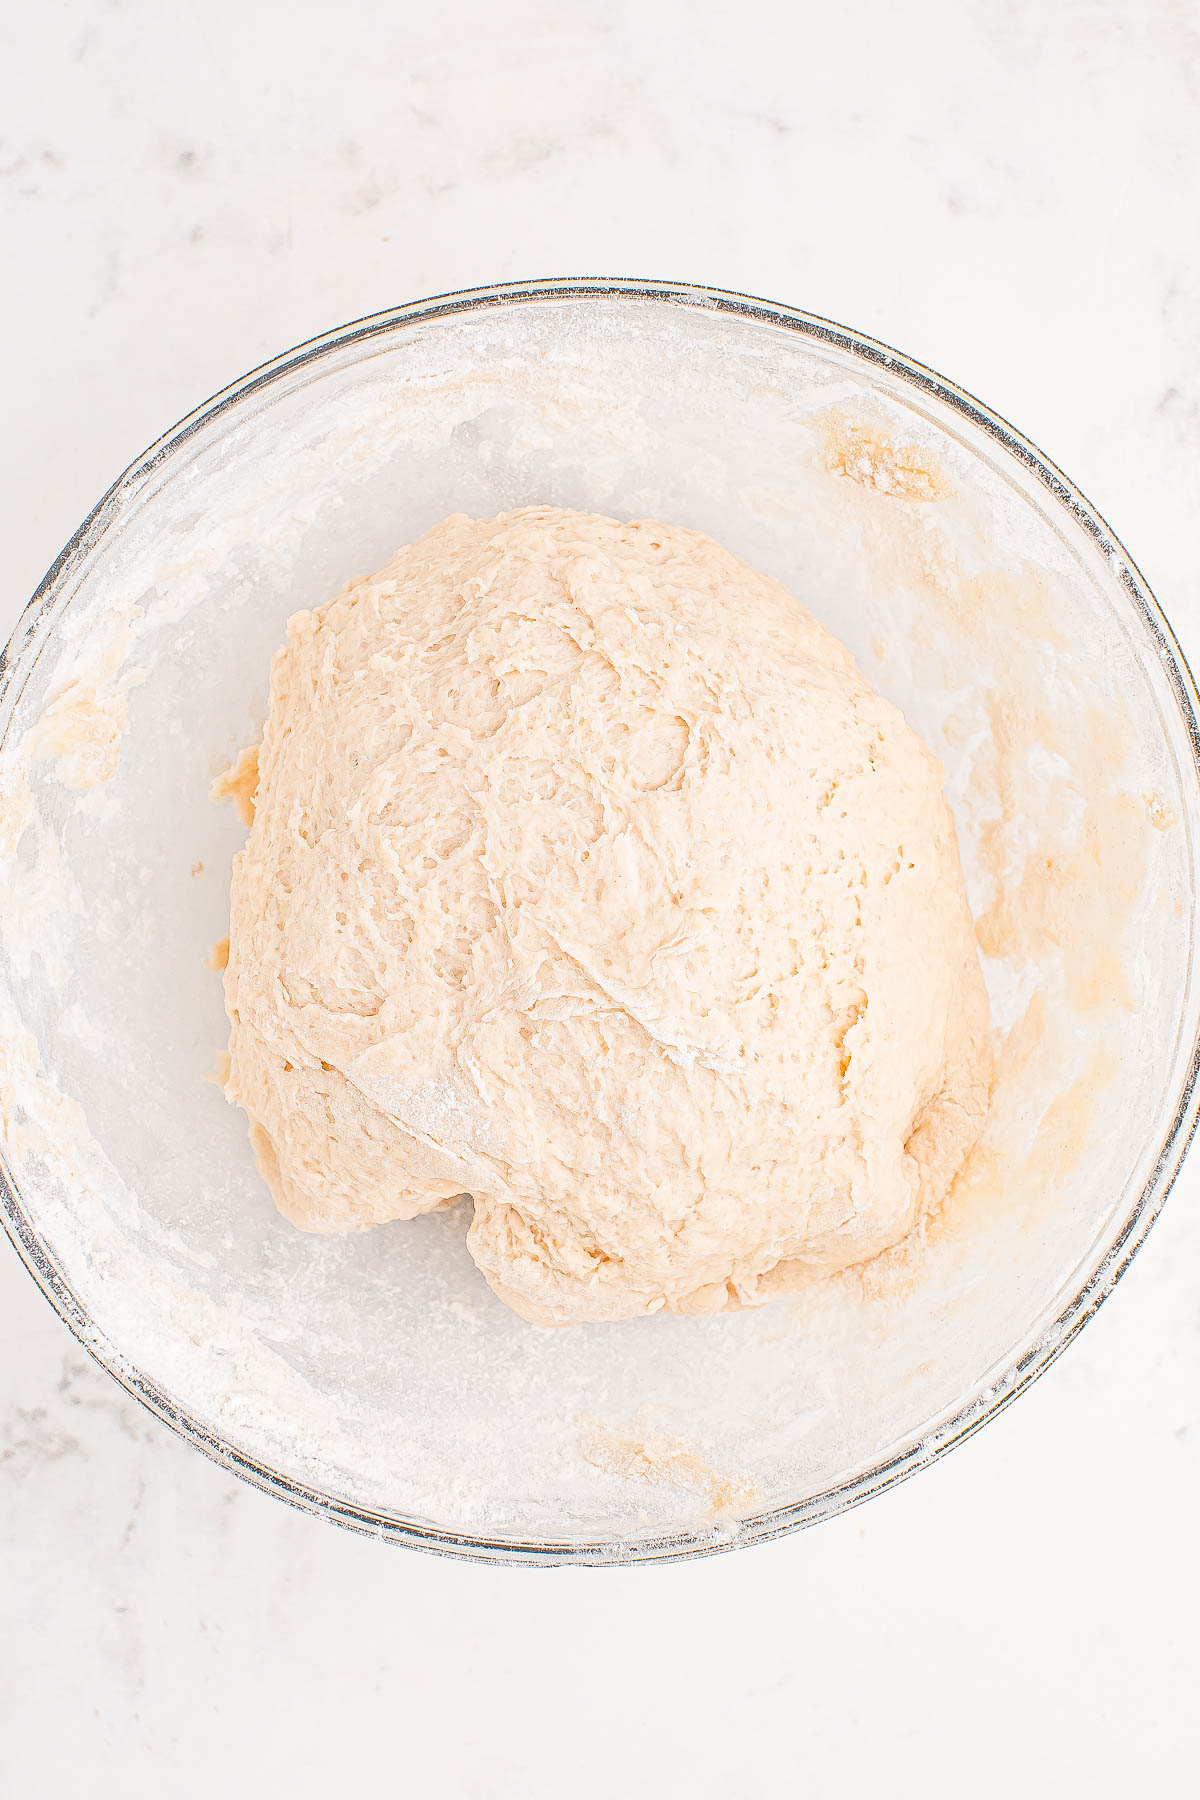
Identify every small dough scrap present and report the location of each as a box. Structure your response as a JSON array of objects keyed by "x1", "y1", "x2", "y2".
[
  {"x1": 211, "y1": 744, "x2": 260, "y2": 825},
  {"x1": 222, "y1": 508, "x2": 990, "y2": 1325}
]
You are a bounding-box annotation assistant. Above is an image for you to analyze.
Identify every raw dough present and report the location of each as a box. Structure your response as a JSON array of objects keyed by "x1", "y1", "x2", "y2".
[{"x1": 222, "y1": 507, "x2": 990, "y2": 1325}]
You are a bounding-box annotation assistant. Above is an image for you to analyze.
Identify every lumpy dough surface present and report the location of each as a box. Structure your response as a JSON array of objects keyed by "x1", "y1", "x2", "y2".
[{"x1": 222, "y1": 507, "x2": 990, "y2": 1325}]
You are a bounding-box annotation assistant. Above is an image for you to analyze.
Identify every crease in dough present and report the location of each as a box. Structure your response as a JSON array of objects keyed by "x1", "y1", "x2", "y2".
[{"x1": 221, "y1": 507, "x2": 991, "y2": 1325}]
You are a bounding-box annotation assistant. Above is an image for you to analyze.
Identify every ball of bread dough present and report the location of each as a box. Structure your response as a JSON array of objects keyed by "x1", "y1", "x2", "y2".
[{"x1": 222, "y1": 507, "x2": 990, "y2": 1325}]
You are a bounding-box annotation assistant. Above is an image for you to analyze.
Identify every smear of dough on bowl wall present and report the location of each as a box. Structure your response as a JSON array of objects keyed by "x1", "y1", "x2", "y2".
[{"x1": 0, "y1": 293, "x2": 1193, "y2": 1555}]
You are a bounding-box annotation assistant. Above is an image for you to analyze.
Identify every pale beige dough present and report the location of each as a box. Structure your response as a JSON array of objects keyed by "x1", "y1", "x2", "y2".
[{"x1": 222, "y1": 507, "x2": 990, "y2": 1325}]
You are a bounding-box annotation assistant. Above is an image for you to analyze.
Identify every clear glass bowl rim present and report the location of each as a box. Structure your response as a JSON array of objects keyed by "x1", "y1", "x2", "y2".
[{"x1": 3, "y1": 275, "x2": 1199, "y2": 1566}]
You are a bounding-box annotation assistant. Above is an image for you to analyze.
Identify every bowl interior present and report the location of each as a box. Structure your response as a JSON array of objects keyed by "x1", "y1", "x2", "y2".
[{"x1": 1, "y1": 288, "x2": 1196, "y2": 1560}]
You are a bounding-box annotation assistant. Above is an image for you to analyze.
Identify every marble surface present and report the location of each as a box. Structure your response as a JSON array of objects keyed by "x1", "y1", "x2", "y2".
[{"x1": 2, "y1": 2, "x2": 1199, "y2": 1793}]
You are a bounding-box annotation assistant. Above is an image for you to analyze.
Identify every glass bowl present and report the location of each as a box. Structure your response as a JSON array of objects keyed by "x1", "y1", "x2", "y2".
[{"x1": 2, "y1": 279, "x2": 1197, "y2": 1565}]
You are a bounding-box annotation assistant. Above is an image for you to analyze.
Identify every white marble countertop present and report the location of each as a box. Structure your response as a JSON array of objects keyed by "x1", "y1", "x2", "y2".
[{"x1": 2, "y1": 2, "x2": 1198, "y2": 1793}]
